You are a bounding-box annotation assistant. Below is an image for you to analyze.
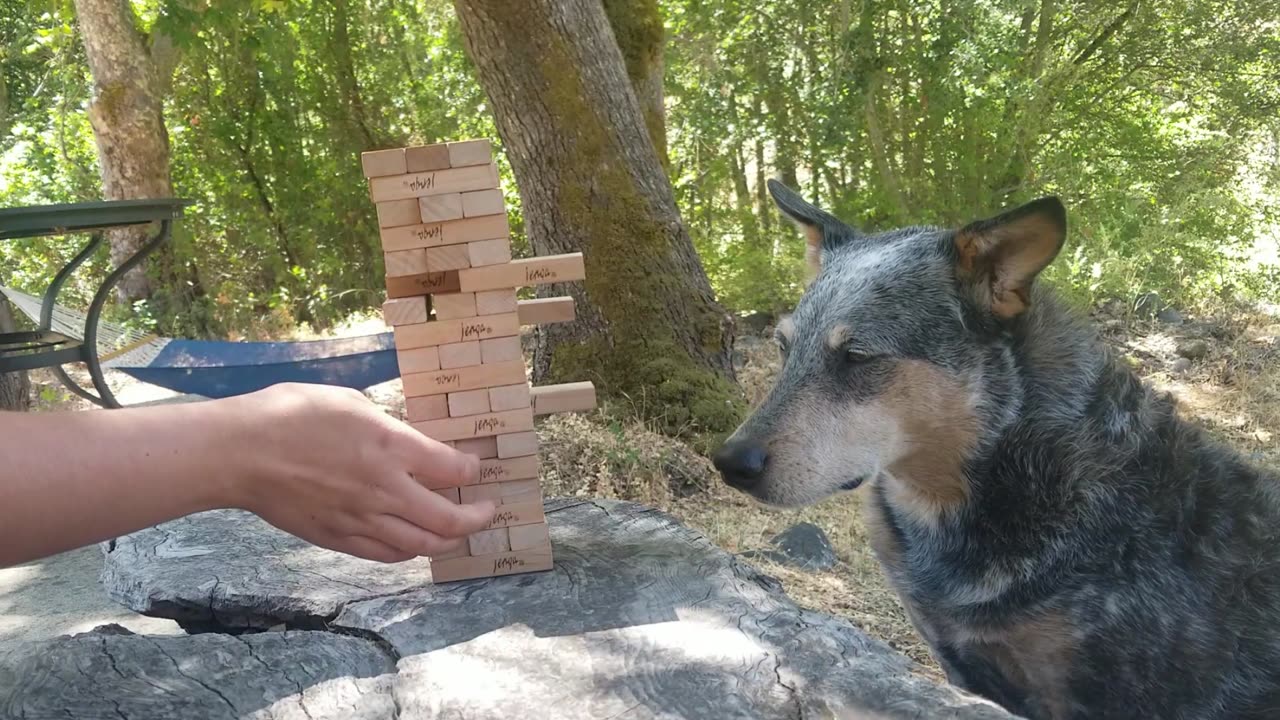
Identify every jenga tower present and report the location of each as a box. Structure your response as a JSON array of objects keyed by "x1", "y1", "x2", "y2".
[{"x1": 361, "y1": 139, "x2": 596, "y2": 583}]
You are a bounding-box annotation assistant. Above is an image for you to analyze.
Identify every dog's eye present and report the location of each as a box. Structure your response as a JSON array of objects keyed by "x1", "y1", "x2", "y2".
[{"x1": 844, "y1": 348, "x2": 874, "y2": 365}]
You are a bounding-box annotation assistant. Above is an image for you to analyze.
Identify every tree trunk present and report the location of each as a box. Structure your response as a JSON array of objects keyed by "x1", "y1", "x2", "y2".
[
  {"x1": 454, "y1": 0, "x2": 743, "y2": 445},
  {"x1": 601, "y1": 0, "x2": 668, "y2": 168},
  {"x1": 0, "y1": 298, "x2": 31, "y2": 411}
]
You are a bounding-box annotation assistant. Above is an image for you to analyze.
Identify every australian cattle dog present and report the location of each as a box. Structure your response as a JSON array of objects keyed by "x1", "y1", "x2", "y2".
[{"x1": 713, "y1": 180, "x2": 1280, "y2": 719}]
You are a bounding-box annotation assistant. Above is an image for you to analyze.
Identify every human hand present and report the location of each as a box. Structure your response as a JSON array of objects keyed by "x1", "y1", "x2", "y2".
[{"x1": 220, "y1": 383, "x2": 496, "y2": 563}]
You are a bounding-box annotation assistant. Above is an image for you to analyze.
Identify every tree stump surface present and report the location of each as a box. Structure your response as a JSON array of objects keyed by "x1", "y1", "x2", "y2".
[{"x1": 1, "y1": 498, "x2": 1019, "y2": 719}]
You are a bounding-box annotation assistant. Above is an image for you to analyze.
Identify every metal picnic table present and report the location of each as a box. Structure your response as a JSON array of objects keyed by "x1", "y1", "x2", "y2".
[{"x1": 0, "y1": 198, "x2": 192, "y2": 408}]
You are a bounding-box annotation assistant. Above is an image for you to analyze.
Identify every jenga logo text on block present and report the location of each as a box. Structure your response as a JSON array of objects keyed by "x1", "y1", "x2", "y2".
[
  {"x1": 474, "y1": 416, "x2": 506, "y2": 434},
  {"x1": 492, "y1": 555, "x2": 526, "y2": 573},
  {"x1": 489, "y1": 509, "x2": 520, "y2": 528},
  {"x1": 480, "y1": 465, "x2": 508, "y2": 482},
  {"x1": 415, "y1": 225, "x2": 444, "y2": 243},
  {"x1": 525, "y1": 265, "x2": 558, "y2": 283},
  {"x1": 408, "y1": 174, "x2": 436, "y2": 192},
  {"x1": 462, "y1": 321, "x2": 493, "y2": 339},
  {"x1": 435, "y1": 373, "x2": 460, "y2": 386}
]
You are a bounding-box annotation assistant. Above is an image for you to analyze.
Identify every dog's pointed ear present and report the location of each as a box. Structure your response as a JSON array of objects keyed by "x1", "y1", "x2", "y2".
[
  {"x1": 954, "y1": 196, "x2": 1066, "y2": 318},
  {"x1": 768, "y1": 179, "x2": 855, "y2": 280}
]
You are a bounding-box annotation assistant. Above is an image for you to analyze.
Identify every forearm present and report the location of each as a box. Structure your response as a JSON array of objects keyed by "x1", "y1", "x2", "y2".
[{"x1": 0, "y1": 397, "x2": 249, "y2": 568}]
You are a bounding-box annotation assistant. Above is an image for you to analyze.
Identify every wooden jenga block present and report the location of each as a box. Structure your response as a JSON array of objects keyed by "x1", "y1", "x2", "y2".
[
  {"x1": 430, "y1": 544, "x2": 552, "y2": 583},
  {"x1": 467, "y1": 527, "x2": 510, "y2": 556},
  {"x1": 368, "y1": 162, "x2": 499, "y2": 203},
  {"x1": 489, "y1": 382, "x2": 532, "y2": 412},
  {"x1": 479, "y1": 455, "x2": 539, "y2": 483},
  {"x1": 433, "y1": 487, "x2": 460, "y2": 504},
  {"x1": 448, "y1": 139, "x2": 492, "y2": 167},
  {"x1": 384, "y1": 249, "x2": 430, "y2": 277},
  {"x1": 402, "y1": 359, "x2": 526, "y2": 398},
  {"x1": 376, "y1": 198, "x2": 421, "y2": 228},
  {"x1": 381, "y1": 215, "x2": 510, "y2": 253},
  {"x1": 432, "y1": 292, "x2": 477, "y2": 320},
  {"x1": 516, "y1": 296, "x2": 575, "y2": 325},
  {"x1": 393, "y1": 312, "x2": 521, "y2": 351},
  {"x1": 461, "y1": 189, "x2": 505, "y2": 218},
  {"x1": 476, "y1": 289, "x2": 518, "y2": 316},
  {"x1": 410, "y1": 407, "x2": 534, "y2": 442},
  {"x1": 456, "y1": 253, "x2": 586, "y2": 293},
  {"x1": 430, "y1": 542, "x2": 470, "y2": 561},
  {"x1": 448, "y1": 388, "x2": 490, "y2": 417},
  {"x1": 468, "y1": 238, "x2": 512, "y2": 268},
  {"x1": 439, "y1": 340, "x2": 481, "y2": 369},
  {"x1": 397, "y1": 346, "x2": 440, "y2": 375},
  {"x1": 480, "y1": 336, "x2": 522, "y2": 364},
  {"x1": 531, "y1": 382, "x2": 597, "y2": 415},
  {"x1": 456, "y1": 436, "x2": 499, "y2": 460},
  {"x1": 383, "y1": 296, "x2": 429, "y2": 327},
  {"x1": 508, "y1": 523, "x2": 550, "y2": 552},
  {"x1": 481, "y1": 500, "x2": 545, "y2": 530},
  {"x1": 405, "y1": 143, "x2": 451, "y2": 173},
  {"x1": 426, "y1": 244, "x2": 471, "y2": 272},
  {"x1": 497, "y1": 431, "x2": 538, "y2": 459},
  {"x1": 406, "y1": 394, "x2": 449, "y2": 422},
  {"x1": 419, "y1": 193, "x2": 464, "y2": 223},
  {"x1": 385, "y1": 271, "x2": 460, "y2": 299},
  {"x1": 461, "y1": 479, "x2": 539, "y2": 505},
  {"x1": 361, "y1": 148, "x2": 406, "y2": 178}
]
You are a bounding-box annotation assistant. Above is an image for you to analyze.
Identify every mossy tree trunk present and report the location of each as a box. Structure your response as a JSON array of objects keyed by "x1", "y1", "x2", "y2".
[
  {"x1": 0, "y1": 297, "x2": 31, "y2": 411},
  {"x1": 601, "y1": 0, "x2": 668, "y2": 168},
  {"x1": 73, "y1": 0, "x2": 210, "y2": 337},
  {"x1": 454, "y1": 0, "x2": 744, "y2": 444}
]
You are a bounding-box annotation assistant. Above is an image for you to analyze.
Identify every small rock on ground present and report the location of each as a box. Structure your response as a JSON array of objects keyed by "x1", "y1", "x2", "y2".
[
  {"x1": 1177, "y1": 339, "x2": 1210, "y2": 360},
  {"x1": 1157, "y1": 308, "x2": 1185, "y2": 325},
  {"x1": 744, "y1": 522, "x2": 838, "y2": 571}
]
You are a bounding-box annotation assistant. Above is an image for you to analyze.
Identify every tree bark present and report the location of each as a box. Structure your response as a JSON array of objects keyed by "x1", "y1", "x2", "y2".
[
  {"x1": 454, "y1": 0, "x2": 743, "y2": 444},
  {"x1": 73, "y1": 0, "x2": 174, "y2": 303},
  {"x1": 601, "y1": 0, "x2": 668, "y2": 167},
  {"x1": 0, "y1": 297, "x2": 31, "y2": 411}
]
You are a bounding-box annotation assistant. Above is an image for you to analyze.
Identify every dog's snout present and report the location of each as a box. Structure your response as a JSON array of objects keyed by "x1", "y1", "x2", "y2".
[{"x1": 713, "y1": 439, "x2": 769, "y2": 491}]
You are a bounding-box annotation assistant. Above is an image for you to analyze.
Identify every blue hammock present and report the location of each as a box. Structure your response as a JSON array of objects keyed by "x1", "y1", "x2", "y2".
[
  {"x1": 116, "y1": 333, "x2": 401, "y2": 398},
  {"x1": 0, "y1": 285, "x2": 402, "y2": 399}
]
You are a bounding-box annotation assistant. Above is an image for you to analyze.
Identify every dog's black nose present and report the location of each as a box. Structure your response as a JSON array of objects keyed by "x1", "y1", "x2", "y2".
[{"x1": 713, "y1": 440, "x2": 768, "y2": 490}]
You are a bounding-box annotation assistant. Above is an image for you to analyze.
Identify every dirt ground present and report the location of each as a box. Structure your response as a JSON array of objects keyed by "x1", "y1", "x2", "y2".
[{"x1": 2, "y1": 300, "x2": 1277, "y2": 682}]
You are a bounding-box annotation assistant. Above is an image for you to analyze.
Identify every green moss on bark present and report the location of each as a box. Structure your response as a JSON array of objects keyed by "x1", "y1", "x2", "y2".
[
  {"x1": 601, "y1": 0, "x2": 668, "y2": 165},
  {"x1": 535, "y1": 33, "x2": 744, "y2": 449}
]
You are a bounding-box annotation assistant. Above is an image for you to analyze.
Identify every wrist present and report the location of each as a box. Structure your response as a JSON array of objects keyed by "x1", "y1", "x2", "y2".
[{"x1": 201, "y1": 393, "x2": 270, "y2": 513}]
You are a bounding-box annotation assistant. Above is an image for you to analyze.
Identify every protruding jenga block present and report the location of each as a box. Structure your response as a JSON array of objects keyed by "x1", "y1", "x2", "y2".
[
  {"x1": 397, "y1": 347, "x2": 441, "y2": 375},
  {"x1": 433, "y1": 487, "x2": 461, "y2": 504},
  {"x1": 456, "y1": 436, "x2": 499, "y2": 460},
  {"x1": 480, "y1": 336, "x2": 522, "y2": 365},
  {"x1": 402, "y1": 359, "x2": 526, "y2": 398},
  {"x1": 448, "y1": 139, "x2": 492, "y2": 167},
  {"x1": 516, "y1": 296, "x2": 575, "y2": 325},
  {"x1": 385, "y1": 271, "x2": 459, "y2": 299},
  {"x1": 468, "y1": 238, "x2": 512, "y2": 268},
  {"x1": 461, "y1": 479, "x2": 539, "y2": 505},
  {"x1": 410, "y1": 407, "x2": 535, "y2": 442},
  {"x1": 461, "y1": 189, "x2": 504, "y2": 218},
  {"x1": 480, "y1": 500, "x2": 545, "y2": 529},
  {"x1": 497, "y1": 431, "x2": 538, "y2": 459},
  {"x1": 430, "y1": 544, "x2": 552, "y2": 583},
  {"x1": 406, "y1": 394, "x2": 448, "y2": 422},
  {"x1": 430, "y1": 542, "x2": 470, "y2": 561},
  {"x1": 376, "y1": 198, "x2": 421, "y2": 228},
  {"x1": 479, "y1": 455, "x2": 539, "y2": 483},
  {"x1": 531, "y1": 382, "x2": 597, "y2": 415},
  {"x1": 448, "y1": 388, "x2": 490, "y2": 417},
  {"x1": 439, "y1": 341, "x2": 481, "y2": 369},
  {"x1": 368, "y1": 163, "x2": 499, "y2": 203},
  {"x1": 508, "y1": 523, "x2": 550, "y2": 551},
  {"x1": 432, "y1": 292, "x2": 477, "y2": 320},
  {"x1": 361, "y1": 148, "x2": 406, "y2": 178},
  {"x1": 426, "y1": 244, "x2": 471, "y2": 272},
  {"x1": 489, "y1": 382, "x2": 532, "y2": 411},
  {"x1": 467, "y1": 527, "x2": 510, "y2": 556},
  {"x1": 456, "y1": 253, "x2": 586, "y2": 293},
  {"x1": 383, "y1": 296, "x2": 429, "y2": 327},
  {"x1": 476, "y1": 289, "x2": 518, "y2": 316},
  {"x1": 405, "y1": 144, "x2": 451, "y2": 173},
  {"x1": 384, "y1": 249, "x2": 430, "y2": 278},
  {"x1": 419, "y1": 193, "x2": 464, "y2": 223}
]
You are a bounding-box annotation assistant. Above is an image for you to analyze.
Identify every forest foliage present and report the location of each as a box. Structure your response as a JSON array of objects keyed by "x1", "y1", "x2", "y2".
[{"x1": 2, "y1": 0, "x2": 1278, "y2": 338}]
